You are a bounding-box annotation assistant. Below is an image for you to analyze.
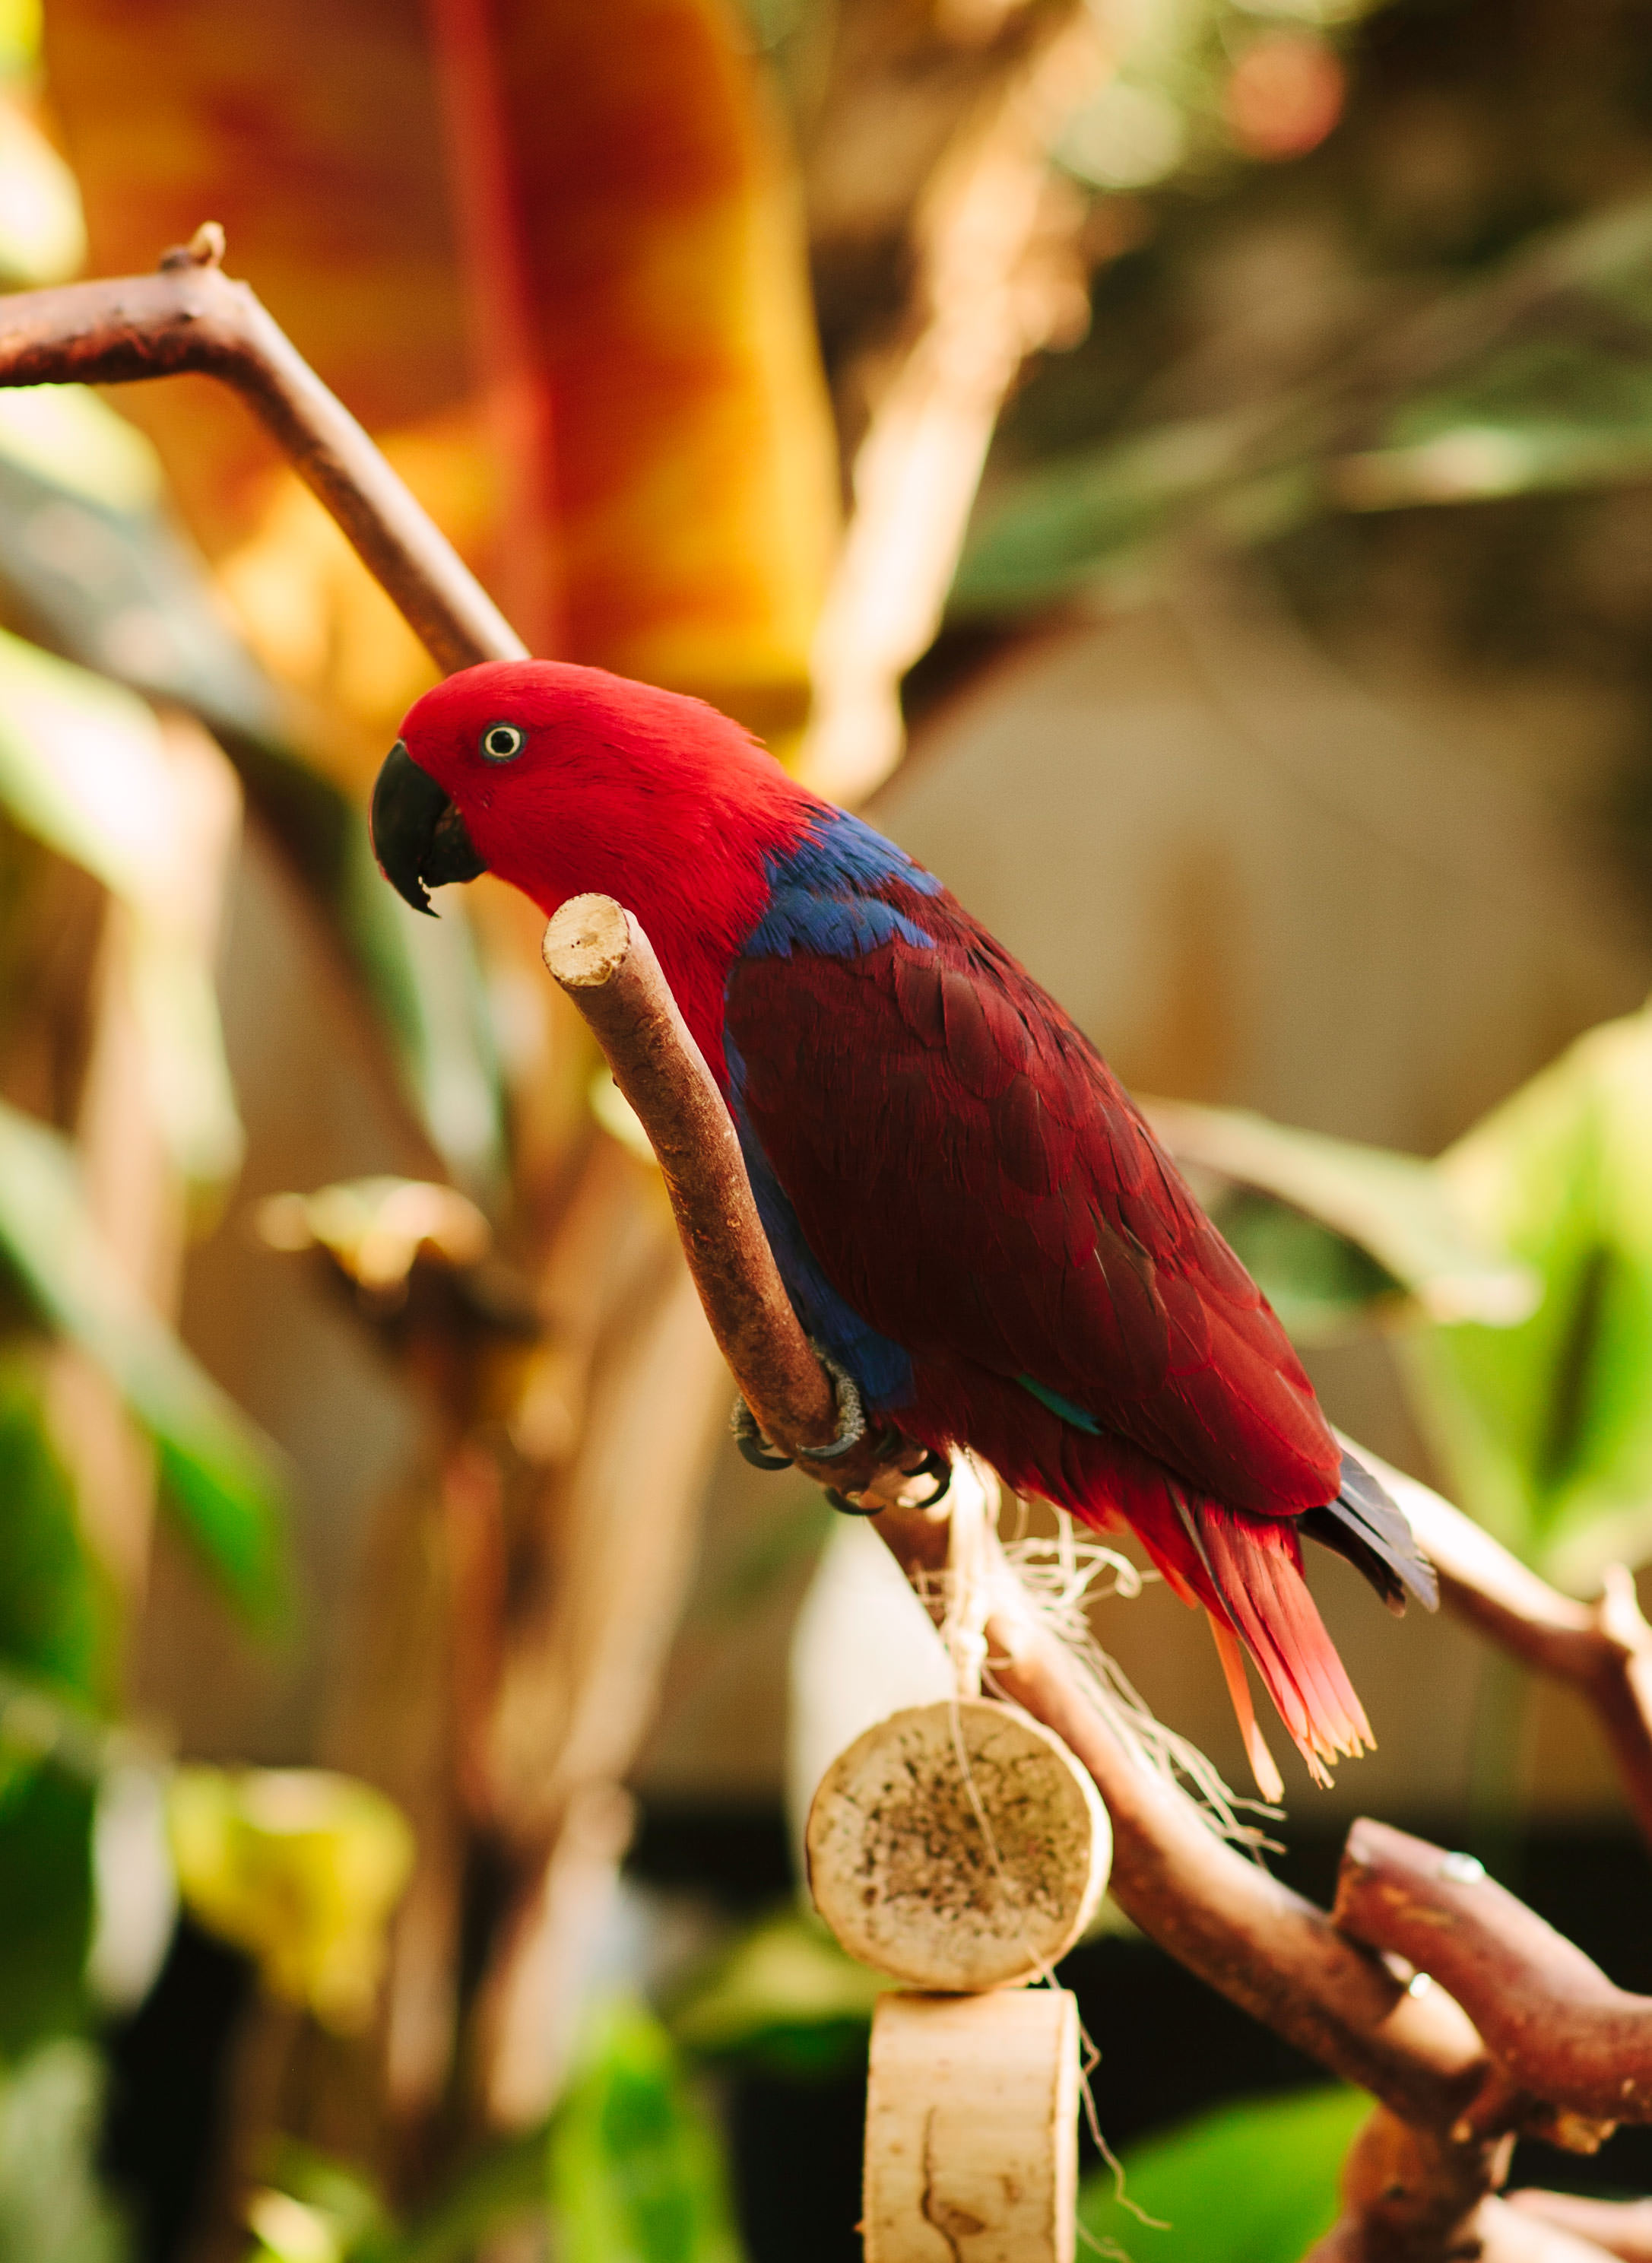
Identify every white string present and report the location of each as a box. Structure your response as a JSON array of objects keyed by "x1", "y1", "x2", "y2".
[
  {"x1": 909, "y1": 1488, "x2": 1278, "y2": 1852},
  {"x1": 998, "y1": 1512, "x2": 1281, "y2": 1852}
]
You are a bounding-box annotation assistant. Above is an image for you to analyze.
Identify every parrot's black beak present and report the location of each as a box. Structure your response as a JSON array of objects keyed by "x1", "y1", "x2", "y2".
[{"x1": 370, "y1": 741, "x2": 488, "y2": 916}]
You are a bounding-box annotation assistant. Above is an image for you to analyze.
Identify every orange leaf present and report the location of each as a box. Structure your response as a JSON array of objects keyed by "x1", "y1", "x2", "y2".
[{"x1": 44, "y1": 0, "x2": 839, "y2": 772}]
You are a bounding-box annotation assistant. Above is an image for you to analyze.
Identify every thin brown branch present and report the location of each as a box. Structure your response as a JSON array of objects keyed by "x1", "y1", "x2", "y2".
[
  {"x1": 0, "y1": 228, "x2": 525, "y2": 675},
  {"x1": 1355, "y1": 1447, "x2": 1652, "y2": 1853}
]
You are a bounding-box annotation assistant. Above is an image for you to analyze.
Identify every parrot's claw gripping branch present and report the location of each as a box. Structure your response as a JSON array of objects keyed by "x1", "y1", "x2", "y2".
[
  {"x1": 541, "y1": 888, "x2": 1652, "y2": 2263},
  {"x1": 732, "y1": 1362, "x2": 952, "y2": 1516},
  {"x1": 732, "y1": 1345, "x2": 870, "y2": 1474}
]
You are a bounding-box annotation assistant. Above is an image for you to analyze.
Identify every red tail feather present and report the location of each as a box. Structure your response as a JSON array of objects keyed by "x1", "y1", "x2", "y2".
[
  {"x1": 902, "y1": 1364, "x2": 1375, "y2": 1795},
  {"x1": 1196, "y1": 1506, "x2": 1372, "y2": 1785}
]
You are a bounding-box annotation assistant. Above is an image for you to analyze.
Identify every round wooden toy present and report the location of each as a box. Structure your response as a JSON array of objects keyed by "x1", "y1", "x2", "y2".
[
  {"x1": 804, "y1": 1696, "x2": 1110, "y2": 1992},
  {"x1": 864, "y1": 1988, "x2": 1080, "y2": 2263}
]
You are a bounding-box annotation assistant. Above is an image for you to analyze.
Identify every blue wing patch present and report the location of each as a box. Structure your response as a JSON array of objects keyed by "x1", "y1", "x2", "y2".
[
  {"x1": 723, "y1": 1033, "x2": 915, "y2": 1413},
  {"x1": 744, "y1": 808, "x2": 941, "y2": 961}
]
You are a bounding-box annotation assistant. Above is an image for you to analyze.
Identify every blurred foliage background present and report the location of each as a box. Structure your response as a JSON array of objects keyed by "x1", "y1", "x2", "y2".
[{"x1": 4, "y1": 0, "x2": 1652, "y2": 2255}]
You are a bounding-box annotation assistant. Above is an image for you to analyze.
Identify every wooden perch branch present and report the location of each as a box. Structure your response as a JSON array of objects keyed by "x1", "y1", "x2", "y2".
[
  {"x1": 0, "y1": 228, "x2": 526, "y2": 675},
  {"x1": 1335, "y1": 1819, "x2": 1652, "y2": 2125},
  {"x1": 537, "y1": 890, "x2": 1652, "y2": 2259},
  {"x1": 541, "y1": 897, "x2": 908, "y2": 1489}
]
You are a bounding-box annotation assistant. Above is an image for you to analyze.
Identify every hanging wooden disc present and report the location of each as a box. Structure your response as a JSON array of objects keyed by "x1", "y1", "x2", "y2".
[
  {"x1": 804, "y1": 1697, "x2": 1110, "y2": 1992},
  {"x1": 864, "y1": 1988, "x2": 1080, "y2": 2263}
]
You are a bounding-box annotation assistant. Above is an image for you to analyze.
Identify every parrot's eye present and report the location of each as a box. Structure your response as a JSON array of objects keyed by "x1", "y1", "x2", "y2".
[{"x1": 480, "y1": 720, "x2": 525, "y2": 763}]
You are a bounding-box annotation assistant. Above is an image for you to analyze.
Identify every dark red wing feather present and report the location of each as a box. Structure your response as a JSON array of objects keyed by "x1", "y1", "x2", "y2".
[{"x1": 724, "y1": 887, "x2": 1341, "y2": 1517}]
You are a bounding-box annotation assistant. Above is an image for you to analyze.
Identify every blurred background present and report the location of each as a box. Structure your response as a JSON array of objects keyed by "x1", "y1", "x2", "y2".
[{"x1": 5, "y1": 0, "x2": 1652, "y2": 2256}]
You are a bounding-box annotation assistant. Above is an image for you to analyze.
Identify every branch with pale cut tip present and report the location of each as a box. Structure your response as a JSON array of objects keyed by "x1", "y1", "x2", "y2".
[
  {"x1": 0, "y1": 229, "x2": 525, "y2": 676},
  {"x1": 1334, "y1": 1818, "x2": 1652, "y2": 2128},
  {"x1": 541, "y1": 895, "x2": 909, "y2": 1493}
]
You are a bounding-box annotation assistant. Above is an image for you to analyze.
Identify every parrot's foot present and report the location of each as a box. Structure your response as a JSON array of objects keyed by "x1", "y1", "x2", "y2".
[
  {"x1": 730, "y1": 1363, "x2": 953, "y2": 1517},
  {"x1": 729, "y1": 1344, "x2": 868, "y2": 1473},
  {"x1": 730, "y1": 1399, "x2": 794, "y2": 1469},
  {"x1": 824, "y1": 1446, "x2": 952, "y2": 1517}
]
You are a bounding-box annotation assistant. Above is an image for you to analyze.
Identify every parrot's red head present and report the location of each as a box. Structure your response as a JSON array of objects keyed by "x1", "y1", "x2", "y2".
[{"x1": 370, "y1": 659, "x2": 816, "y2": 1065}]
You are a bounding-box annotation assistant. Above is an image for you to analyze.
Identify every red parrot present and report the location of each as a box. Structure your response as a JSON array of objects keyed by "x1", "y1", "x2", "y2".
[{"x1": 371, "y1": 659, "x2": 1435, "y2": 1797}]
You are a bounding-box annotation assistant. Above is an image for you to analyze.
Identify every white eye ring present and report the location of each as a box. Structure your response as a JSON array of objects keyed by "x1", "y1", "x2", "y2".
[{"x1": 480, "y1": 720, "x2": 525, "y2": 762}]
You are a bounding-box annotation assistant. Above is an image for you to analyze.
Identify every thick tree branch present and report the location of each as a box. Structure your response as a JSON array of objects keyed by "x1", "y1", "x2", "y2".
[
  {"x1": 1334, "y1": 1819, "x2": 1652, "y2": 2125},
  {"x1": 0, "y1": 229, "x2": 525, "y2": 675}
]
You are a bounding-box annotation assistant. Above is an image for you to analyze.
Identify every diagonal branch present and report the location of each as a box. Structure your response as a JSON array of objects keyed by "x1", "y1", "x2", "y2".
[{"x1": 0, "y1": 227, "x2": 525, "y2": 674}]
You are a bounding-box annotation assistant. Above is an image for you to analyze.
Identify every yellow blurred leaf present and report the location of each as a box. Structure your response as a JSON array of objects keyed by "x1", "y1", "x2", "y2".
[
  {"x1": 166, "y1": 1766, "x2": 414, "y2": 2033},
  {"x1": 0, "y1": 90, "x2": 85, "y2": 285}
]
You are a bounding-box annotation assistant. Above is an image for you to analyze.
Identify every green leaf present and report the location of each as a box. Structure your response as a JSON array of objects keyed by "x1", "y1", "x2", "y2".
[
  {"x1": 369, "y1": 2131, "x2": 547, "y2": 2263},
  {"x1": 364, "y1": 2127, "x2": 541, "y2": 2254},
  {"x1": 335, "y1": 822, "x2": 505, "y2": 1196},
  {"x1": 550, "y1": 2001, "x2": 746, "y2": 2263},
  {"x1": 0, "y1": 2040, "x2": 127, "y2": 2263},
  {"x1": 243, "y1": 2142, "x2": 392, "y2": 2263},
  {"x1": 953, "y1": 412, "x2": 1258, "y2": 614},
  {"x1": 1403, "y1": 1001, "x2": 1652, "y2": 1587},
  {"x1": 952, "y1": 194, "x2": 1652, "y2": 614},
  {"x1": 0, "y1": 388, "x2": 159, "y2": 514},
  {"x1": 1145, "y1": 1100, "x2": 1536, "y2": 1342},
  {"x1": 0, "y1": 624, "x2": 182, "y2": 903},
  {"x1": 167, "y1": 1767, "x2": 414, "y2": 2034},
  {"x1": 0, "y1": 1768, "x2": 94, "y2": 2056},
  {"x1": 0, "y1": 1360, "x2": 106, "y2": 1701},
  {"x1": 0, "y1": 1099, "x2": 288, "y2": 1621},
  {"x1": 0, "y1": 421, "x2": 503, "y2": 1193},
  {"x1": 0, "y1": 389, "x2": 503, "y2": 1189},
  {"x1": 1079, "y1": 2087, "x2": 1368, "y2": 2263},
  {"x1": 668, "y1": 1909, "x2": 891, "y2": 2077}
]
